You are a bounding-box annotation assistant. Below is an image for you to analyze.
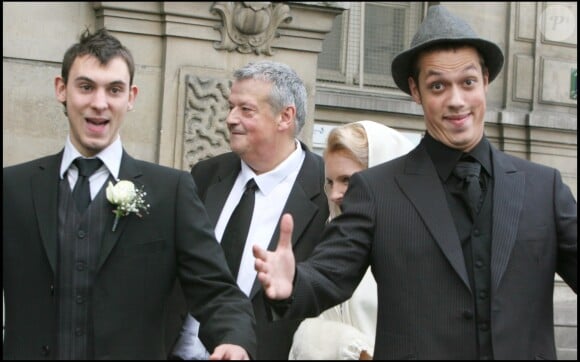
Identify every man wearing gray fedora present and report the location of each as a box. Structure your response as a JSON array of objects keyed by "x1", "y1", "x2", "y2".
[{"x1": 253, "y1": 5, "x2": 577, "y2": 360}]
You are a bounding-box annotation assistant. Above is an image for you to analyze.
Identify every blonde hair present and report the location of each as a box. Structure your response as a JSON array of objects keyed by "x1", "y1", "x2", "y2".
[
  {"x1": 323, "y1": 123, "x2": 368, "y2": 219},
  {"x1": 323, "y1": 121, "x2": 415, "y2": 220},
  {"x1": 323, "y1": 123, "x2": 368, "y2": 168}
]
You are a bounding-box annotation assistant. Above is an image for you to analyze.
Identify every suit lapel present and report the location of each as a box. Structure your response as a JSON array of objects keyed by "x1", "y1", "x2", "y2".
[
  {"x1": 490, "y1": 148, "x2": 524, "y2": 293},
  {"x1": 96, "y1": 151, "x2": 143, "y2": 271},
  {"x1": 396, "y1": 146, "x2": 471, "y2": 291},
  {"x1": 32, "y1": 152, "x2": 63, "y2": 274},
  {"x1": 205, "y1": 171, "x2": 237, "y2": 226}
]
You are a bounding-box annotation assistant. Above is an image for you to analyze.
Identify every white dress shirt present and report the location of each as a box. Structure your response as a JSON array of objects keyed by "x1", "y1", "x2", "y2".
[
  {"x1": 60, "y1": 135, "x2": 123, "y2": 197},
  {"x1": 173, "y1": 140, "x2": 305, "y2": 359}
]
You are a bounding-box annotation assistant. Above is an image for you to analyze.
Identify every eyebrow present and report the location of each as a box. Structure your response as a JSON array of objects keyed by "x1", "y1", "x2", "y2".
[
  {"x1": 229, "y1": 99, "x2": 258, "y2": 108},
  {"x1": 73, "y1": 76, "x2": 127, "y2": 87},
  {"x1": 425, "y1": 64, "x2": 479, "y2": 78}
]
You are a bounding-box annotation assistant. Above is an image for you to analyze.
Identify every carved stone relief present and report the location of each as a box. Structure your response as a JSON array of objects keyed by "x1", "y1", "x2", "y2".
[
  {"x1": 211, "y1": 2, "x2": 292, "y2": 55},
  {"x1": 183, "y1": 74, "x2": 232, "y2": 170}
]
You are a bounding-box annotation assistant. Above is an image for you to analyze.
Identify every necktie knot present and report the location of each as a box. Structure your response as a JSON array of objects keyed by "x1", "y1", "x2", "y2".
[
  {"x1": 453, "y1": 160, "x2": 481, "y2": 182},
  {"x1": 244, "y1": 178, "x2": 258, "y2": 193},
  {"x1": 74, "y1": 157, "x2": 103, "y2": 177}
]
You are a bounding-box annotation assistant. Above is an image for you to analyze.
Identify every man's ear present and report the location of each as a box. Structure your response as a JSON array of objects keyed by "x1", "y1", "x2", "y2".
[
  {"x1": 409, "y1": 77, "x2": 422, "y2": 105},
  {"x1": 482, "y1": 67, "x2": 489, "y2": 93},
  {"x1": 277, "y1": 105, "x2": 296, "y2": 131},
  {"x1": 55, "y1": 76, "x2": 67, "y2": 103},
  {"x1": 127, "y1": 84, "x2": 139, "y2": 111}
]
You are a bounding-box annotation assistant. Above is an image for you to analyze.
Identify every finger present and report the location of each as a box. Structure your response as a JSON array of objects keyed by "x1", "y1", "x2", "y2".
[
  {"x1": 255, "y1": 265, "x2": 269, "y2": 286},
  {"x1": 278, "y1": 213, "x2": 294, "y2": 250},
  {"x1": 208, "y1": 351, "x2": 223, "y2": 360},
  {"x1": 256, "y1": 272, "x2": 276, "y2": 299},
  {"x1": 252, "y1": 244, "x2": 267, "y2": 261},
  {"x1": 254, "y1": 256, "x2": 266, "y2": 275}
]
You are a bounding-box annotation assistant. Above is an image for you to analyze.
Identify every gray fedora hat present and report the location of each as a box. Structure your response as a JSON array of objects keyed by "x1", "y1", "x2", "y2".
[{"x1": 391, "y1": 5, "x2": 504, "y2": 95}]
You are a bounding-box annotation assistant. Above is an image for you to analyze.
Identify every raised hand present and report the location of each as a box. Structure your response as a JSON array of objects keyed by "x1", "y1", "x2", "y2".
[{"x1": 253, "y1": 213, "x2": 296, "y2": 300}]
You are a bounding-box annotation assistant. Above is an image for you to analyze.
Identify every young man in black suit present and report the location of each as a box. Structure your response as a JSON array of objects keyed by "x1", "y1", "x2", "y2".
[
  {"x1": 254, "y1": 5, "x2": 577, "y2": 360},
  {"x1": 3, "y1": 28, "x2": 255, "y2": 360}
]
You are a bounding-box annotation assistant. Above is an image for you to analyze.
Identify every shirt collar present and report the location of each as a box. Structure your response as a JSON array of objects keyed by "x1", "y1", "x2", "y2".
[
  {"x1": 424, "y1": 132, "x2": 492, "y2": 182},
  {"x1": 60, "y1": 135, "x2": 123, "y2": 180},
  {"x1": 467, "y1": 137, "x2": 492, "y2": 177},
  {"x1": 239, "y1": 139, "x2": 305, "y2": 195}
]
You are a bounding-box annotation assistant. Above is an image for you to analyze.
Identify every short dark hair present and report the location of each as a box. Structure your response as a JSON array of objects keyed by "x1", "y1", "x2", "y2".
[
  {"x1": 411, "y1": 43, "x2": 487, "y2": 91},
  {"x1": 61, "y1": 28, "x2": 135, "y2": 85}
]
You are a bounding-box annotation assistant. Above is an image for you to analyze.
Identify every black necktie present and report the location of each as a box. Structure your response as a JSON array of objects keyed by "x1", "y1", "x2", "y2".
[
  {"x1": 72, "y1": 157, "x2": 103, "y2": 212},
  {"x1": 220, "y1": 178, "x2": 258, "y2": 279},
  {"x1": 453, "y1": 159, "x2": 482, "y2": 218}
]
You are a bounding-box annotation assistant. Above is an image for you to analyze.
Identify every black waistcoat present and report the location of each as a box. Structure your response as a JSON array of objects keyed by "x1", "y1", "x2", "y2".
[
  {"x1": 56, "y1": 179, "x2": 108, "y2": 359},
  {"x1": 447, "y1": 169, "x2": 494, "y2": 360}
]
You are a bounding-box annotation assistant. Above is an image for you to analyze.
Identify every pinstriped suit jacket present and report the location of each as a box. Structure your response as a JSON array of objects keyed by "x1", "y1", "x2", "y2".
[{"x1": 284, "y1": 138, "x2": 577, "y2": 359}]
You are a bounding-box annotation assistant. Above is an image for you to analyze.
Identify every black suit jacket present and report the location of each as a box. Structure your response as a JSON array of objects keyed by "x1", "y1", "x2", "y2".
[
  {"x1": 3, "y1": 151, "x2": 256, "y2": 360},
  {"x1": 283, "y1": 139, "x2": 577, "y2": 359},
  {"x1": 168, "y1": 142, "x2": 329, "y2": 359}
]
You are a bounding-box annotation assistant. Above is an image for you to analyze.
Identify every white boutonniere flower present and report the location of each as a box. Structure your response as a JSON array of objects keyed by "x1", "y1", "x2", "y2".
[{"x1": 106, "y1": 180, "x2": 150, "y2": 232}]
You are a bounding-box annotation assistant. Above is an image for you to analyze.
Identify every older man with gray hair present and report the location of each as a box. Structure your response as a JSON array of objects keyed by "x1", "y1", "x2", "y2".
[{"x1": 167, "y1": 60, "x2": 329, "y2": 360}]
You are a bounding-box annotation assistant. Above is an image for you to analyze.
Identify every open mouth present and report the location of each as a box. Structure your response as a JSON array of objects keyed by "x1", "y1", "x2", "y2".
[{"x1": 86, "y1": 117, "x2": 110, "y2": 134}]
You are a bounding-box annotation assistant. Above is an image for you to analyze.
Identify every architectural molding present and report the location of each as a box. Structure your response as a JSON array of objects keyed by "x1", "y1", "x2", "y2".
[{"x1": 211, "y1": 2, "x2": 292, "y2": 55}]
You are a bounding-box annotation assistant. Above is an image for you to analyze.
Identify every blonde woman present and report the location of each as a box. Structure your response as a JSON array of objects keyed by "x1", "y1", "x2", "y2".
[{"x1": 289, "y1": 120, "x2": 415, "y2": 360}]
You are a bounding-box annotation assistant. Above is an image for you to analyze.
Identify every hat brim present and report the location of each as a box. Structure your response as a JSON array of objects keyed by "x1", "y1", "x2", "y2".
[{"x1": 391, "y1": 38, "x2": 504, "y2": 95}]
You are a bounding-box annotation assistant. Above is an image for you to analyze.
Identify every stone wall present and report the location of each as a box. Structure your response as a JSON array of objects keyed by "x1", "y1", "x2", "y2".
[{"x1": 3, "y1": 1, "x2": 345, "y2": 168}]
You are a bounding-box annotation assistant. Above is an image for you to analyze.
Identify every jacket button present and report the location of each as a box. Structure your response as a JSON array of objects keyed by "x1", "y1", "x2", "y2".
[
  {"x1": 50, "y1": 284, "x2": 55, "y2": 296},
  {"x1": 462, "y1": 310, "x2": 474, "y2": 320},
  {"x1": 42, "y1": 345, "x2": 50, "y2": 355}
]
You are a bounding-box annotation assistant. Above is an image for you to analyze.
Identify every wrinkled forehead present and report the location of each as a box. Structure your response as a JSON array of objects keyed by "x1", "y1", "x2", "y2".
[
  {"x1": 229, "y1": 78, "x2": 272, "y2": 101},
  {"x1": 416, "y1": 46, "x2": 484, "y2": 75}
]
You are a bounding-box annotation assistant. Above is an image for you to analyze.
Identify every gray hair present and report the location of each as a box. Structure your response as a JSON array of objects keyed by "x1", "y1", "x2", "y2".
[{"x1": 233, "y1": 61, "x2": 307, "y2": 134}]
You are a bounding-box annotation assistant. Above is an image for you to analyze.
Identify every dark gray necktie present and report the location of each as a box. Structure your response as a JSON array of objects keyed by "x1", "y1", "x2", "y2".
[
  {"x1": 453, "y1": 159, "x2": 482, "y2": 217},
  {"x1": 72, "y1": 158, "x2": 103, "y2": 212},
  {"x1": 220, "y1": 178, "x2": 258, "y2": 279}
]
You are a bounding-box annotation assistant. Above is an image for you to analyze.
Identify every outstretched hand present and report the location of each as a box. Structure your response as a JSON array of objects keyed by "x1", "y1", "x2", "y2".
[{"x1": 253, "y1": 213, "x2": 296, "y2": 300}]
